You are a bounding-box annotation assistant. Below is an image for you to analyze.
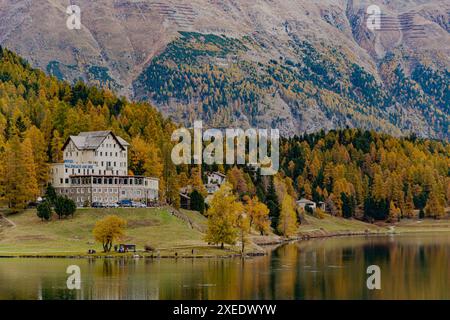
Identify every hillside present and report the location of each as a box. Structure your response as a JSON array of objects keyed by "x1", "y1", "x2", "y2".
[
  {"x1": 0, "y1": 0, "x2": 448, "y2": 138},
  {"x1": 0, "y1": 47, "x2": 448, "y2": 224},
  {"x1": 0, "y1": 207, "x2": 219, "y2": 256}
]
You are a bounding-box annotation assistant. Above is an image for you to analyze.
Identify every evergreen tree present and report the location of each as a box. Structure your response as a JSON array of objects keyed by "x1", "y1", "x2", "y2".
[
  {"x1": 265, "y1": 178, "x2": 280, "y2": 228},
  {"x1": 341, "y1": 193, "x2": 355, "y2": 218},
  {"x1": 45, "y1": 184, "x2": 58, "y2": 205},
  {"x1": 54, "y1": 196, "x2": 76, "y2": 219},
  {"x1": 190, "y1": 189, "x2": 205, "y2": 214},
  {"x1": 37, "y1": 201, "x2": 52, "y2": 221}
]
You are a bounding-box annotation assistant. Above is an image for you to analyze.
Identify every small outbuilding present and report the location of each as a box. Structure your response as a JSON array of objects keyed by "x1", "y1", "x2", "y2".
[{"x1": 296, "y1": 198, "x2": 317, "y2": 211}]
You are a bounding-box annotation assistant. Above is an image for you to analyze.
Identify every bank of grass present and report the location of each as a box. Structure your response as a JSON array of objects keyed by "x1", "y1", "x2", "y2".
[
  {"x1": 299, "y1": 213, "x2": 450, "y2": 237},
  {"x1": 0, "y1": 207, "x2": 242, "y2": 257},
  {"x1": 1, "y1": 207, "x2": 448, "y2": 258},
  {"x1": 301, "y1": 214, "x2": 384, "y2": 233}
]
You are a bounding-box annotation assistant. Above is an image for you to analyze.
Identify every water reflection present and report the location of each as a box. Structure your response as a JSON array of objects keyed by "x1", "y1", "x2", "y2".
[{"x1": 0, "y1": 234, "x2": 448, "y2": 300}]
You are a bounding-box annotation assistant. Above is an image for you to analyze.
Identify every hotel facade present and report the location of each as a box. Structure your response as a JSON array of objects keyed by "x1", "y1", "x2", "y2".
[{"x1": 49, "y1": 131, "x2": 159, "y2": 206}]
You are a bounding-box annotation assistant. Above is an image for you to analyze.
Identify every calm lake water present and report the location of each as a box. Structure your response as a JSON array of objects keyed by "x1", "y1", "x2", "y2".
[{"x1": 0, "y1": 234, "x2": 449, "y2": 300}]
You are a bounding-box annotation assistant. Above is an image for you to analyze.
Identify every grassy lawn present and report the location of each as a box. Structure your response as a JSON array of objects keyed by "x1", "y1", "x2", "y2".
[
  {"x1": 301, "y1": 214, "x2": 385, "y2": 233},
  {"x1": 300, "y1": 214, "x2": 450, "y2": 235},
  {"x1": 394, "y1": 218, "x2": 450, "y2": 233},
  {"x1": 180, "y1": 209, "x2": 208, "y2": 228},
  {"x1": 0, "y1": 207, "x2": 211, "y2": 255}
]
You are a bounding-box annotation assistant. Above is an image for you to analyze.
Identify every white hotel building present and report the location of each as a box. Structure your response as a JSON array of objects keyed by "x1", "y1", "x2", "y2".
[{"x1": 49, "y1": 131, "x2": 159, "y2": 206}]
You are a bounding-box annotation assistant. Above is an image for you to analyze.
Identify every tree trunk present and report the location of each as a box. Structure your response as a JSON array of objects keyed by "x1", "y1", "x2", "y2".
[{"x1": 220, "y1": 242, "x2": 224, "y2": 249}]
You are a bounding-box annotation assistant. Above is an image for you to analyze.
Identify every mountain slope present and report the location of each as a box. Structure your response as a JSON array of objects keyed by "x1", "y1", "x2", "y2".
[{"x1": 0, "y1": 0, "x2": 448, "y2": 138}]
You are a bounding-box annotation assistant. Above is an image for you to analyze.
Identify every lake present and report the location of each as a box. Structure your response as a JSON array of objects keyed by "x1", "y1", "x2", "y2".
[{"x1": 0, "y1": 234, "x2": 449, "y2": 300}]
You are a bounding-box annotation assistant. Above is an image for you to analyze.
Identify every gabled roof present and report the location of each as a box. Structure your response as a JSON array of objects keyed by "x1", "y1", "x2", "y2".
[
  {"x1": 62, "y1": 131, "x2": 129, "y2": 151},
  {"x1": 208, "y1": 171, "x2": 226, "y2": 178},
  {"x1": 297, "y1": 198, "x2": 315, "y2": 204}
]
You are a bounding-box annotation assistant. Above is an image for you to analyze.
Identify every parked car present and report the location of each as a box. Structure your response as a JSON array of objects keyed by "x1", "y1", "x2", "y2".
[
  {"x1": 105, "y1": 203, "x2": 119, "y2": 208},
  {"x1": 92, "y1": 202, "x2": 105, "y2": 208},
  {"x1": 118, "y1": 199, "x2": 132, "y2": 207},
  {"x1": 132, "y1": 201, "x2": 147, "y2": 208}
]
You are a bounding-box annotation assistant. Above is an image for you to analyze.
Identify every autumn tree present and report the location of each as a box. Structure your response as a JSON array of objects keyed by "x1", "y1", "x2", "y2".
[
  {"x1": 403, "y1": 187, "x2": 415, "y2": 218},
  {"x1": 205, "y1": 182, "x2": 243, "y2": 249},
  {"x1": 93, "y1": 215, "x2": 127, "y2": 252},
  {"x1": 388, "y1": 200, "x2": 401, "y2": 222},
  {"x1": 277, "y1": 194, "x2": 298, "y2": 237},
  {"x1": 1, "y1": 136, "x2": 38, "y2": 210},
  {"x1": 190, "y1": 166, "x2": 208, "y2": 197},
  {"x1": 425, "y1": 189, "x2": 446, "y2": 219},
  {"x1": 21, "y1": 137, "x2": 39, "y2": 202},
  {"x1": 243, "y1": 196, "x2": 270, "y2": 235},
  {"x1": 25, "y1": 126, "x2": 48, "y2": 192},
  {"x1": 236, "y1": 211, "x2": 250, "y2": 254}
]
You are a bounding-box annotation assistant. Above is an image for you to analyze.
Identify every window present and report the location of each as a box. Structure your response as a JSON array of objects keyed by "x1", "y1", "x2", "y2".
[
  {"x1": 65, "y1": 178, "x2": 69, "y2": 184},
  {"x1": 60, "y1": 178, "x2": 63, "y2": 184}
]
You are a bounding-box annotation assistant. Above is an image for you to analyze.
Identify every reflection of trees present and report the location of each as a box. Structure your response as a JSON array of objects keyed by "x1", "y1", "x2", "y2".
[{"x1": 0, "y1": 235, "x2": 448, "y2": 299}]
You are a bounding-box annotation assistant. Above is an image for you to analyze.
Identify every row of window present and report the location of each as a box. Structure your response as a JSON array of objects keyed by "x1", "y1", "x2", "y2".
[
  {"x1": 59, "y1": 188, "x2": 142, "y2": 196},
  {"x1": 70, "y1": 177, "x2": 147, "y2": 186},
  {"x1": 65, "y1": 150, "x2": 126, "y2": 158},
  {"x1": 64, "y1": 162, "x2": 126, "y2": 172}
]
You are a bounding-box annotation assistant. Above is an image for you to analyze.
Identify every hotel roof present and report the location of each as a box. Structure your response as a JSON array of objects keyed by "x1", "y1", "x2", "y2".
[{"x1": 63, "y1": 130, "x2": 129, "y2": 151}]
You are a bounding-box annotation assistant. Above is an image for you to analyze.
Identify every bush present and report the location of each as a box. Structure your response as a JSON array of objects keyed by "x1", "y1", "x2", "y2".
[
  {"x1": 36, "y1": 201, "x2": 52, "y2": 221},
  {"x1": 144, "y1": 244, "x2": 155, "y2": 252}
]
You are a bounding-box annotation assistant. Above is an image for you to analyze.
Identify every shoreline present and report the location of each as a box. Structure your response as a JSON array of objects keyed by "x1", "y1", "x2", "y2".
[
  {"x1": 1, "y1": 208, "x2": 448, "y2": 260},
  {"x1": 1, "y1": 227, "x2": 448, "y2": 259}
]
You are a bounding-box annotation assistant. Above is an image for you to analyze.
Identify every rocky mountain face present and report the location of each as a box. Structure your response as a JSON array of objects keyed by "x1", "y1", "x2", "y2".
[{"x1": 0, "y1": 0, "x2": 448, "y2": 138}]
